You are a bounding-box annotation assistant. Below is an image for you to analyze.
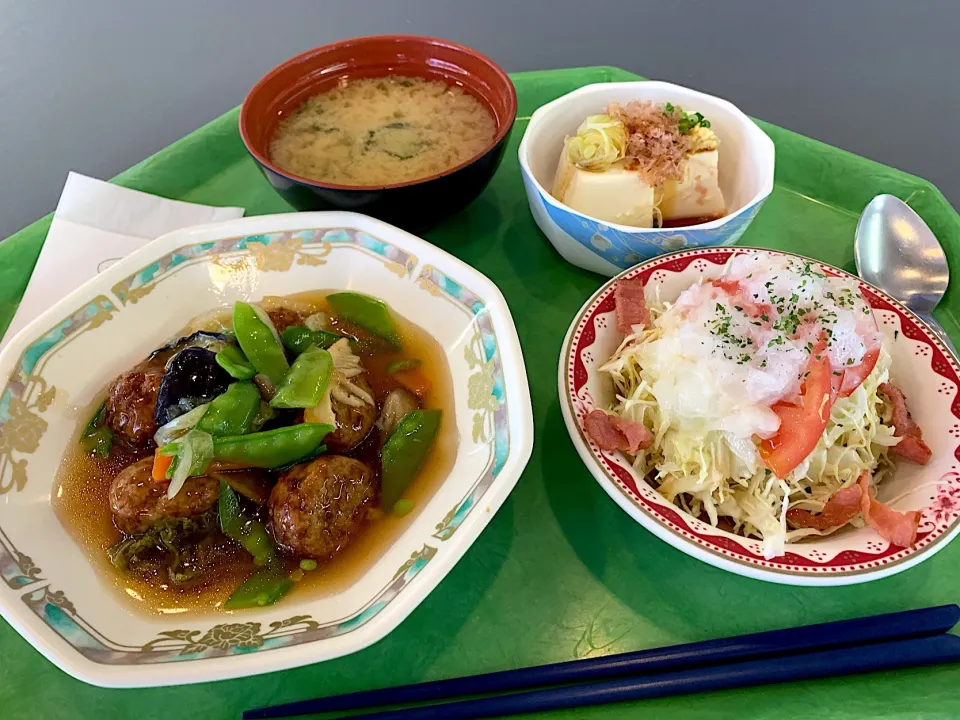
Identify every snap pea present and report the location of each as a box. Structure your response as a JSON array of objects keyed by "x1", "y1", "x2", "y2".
[
  {"x1": 218, "y1": 479, "x2": 244, "y2": 538},
  {"x1": 218, "y1": 482, "x2": 292, "y2": 608},
  {"x1": 251, "y1": 401, "x2": 276, "y2": 432},
  {"x1": 386, "y1": 358, "x2": 421, "y2": 375},
  {"x1": 224, "y1": 562, "x2": 292, "y2": 609},
  {"x1": 218, "y1": 481, "x2": 276, "y2": 567},
  {"x1": 212, "y1": 422, "x2": 334, "y2": 469},
  {"x1": 393, "y1": 499, "x2": 416, "y2": 517},
  {"x1": 197, "y1": 382, "x2": 261, "y2": 437},
  {"x1": 380, "y1": 409, "x2": 442, "y2": 510},
  {"x1": 233, "y1": 302, "x2": 289, "y2": 385},
  {"x1": 215, "y1": 345, "x2": 257, "y2": 380},
  {"x1": 327, "y1": 292, "x2": 401, "y2": 348},
  {"x1": 270, "y1": 347, "x2": 334, "y2": 410},
  {"x1": 281, "y1": 326, "x2": 346, "y2": 356}
]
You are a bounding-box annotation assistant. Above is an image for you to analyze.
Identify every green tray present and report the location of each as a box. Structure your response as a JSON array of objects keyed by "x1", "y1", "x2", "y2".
[{"x1": 2, "y1": 67, "x2": 959, "y2": 720}]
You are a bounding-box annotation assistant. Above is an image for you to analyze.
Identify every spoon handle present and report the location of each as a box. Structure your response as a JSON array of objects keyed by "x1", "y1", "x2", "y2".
[{"x1": 916, "y1": 313, "x2": 959, "y2": 361}]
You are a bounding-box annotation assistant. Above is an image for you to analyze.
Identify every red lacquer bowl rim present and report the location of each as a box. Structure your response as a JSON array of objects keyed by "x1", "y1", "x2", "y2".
[{"x1": 239, "y1": 34, "x2": 518, "y2": 192}]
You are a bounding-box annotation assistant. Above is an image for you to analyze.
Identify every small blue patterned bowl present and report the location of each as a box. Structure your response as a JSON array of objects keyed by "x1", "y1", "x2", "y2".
[{"x1": 518, "y1": 81, "x2": 775, "y2": 276}]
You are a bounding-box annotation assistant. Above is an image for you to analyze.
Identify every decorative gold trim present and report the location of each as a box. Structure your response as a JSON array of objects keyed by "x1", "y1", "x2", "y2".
[
  {"x1": 141, "y1": 615, "x2": 319, "y2": 655},
  {"x1": 0, "y1": 375, "x2": 56, "y2": 494},
  {"x1": 465, "y1": 327, "x2": 501, "y2": 444},
  {"x1": 417, "y1": 265, "x2": 445, "y2": 297},
  {"x1": 218, "y1": 233, "x2": 332, "y2": 273}
]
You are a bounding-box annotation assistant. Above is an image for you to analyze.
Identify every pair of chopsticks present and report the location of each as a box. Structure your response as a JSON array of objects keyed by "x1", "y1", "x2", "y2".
[{"x1": 244, "y1": 605, "x2": 960, "y2": 720}]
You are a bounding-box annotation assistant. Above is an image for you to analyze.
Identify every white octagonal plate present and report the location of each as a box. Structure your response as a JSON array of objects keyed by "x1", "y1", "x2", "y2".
[{"x1": 0, "y1": 212, "x2": 533, "y2": 686}]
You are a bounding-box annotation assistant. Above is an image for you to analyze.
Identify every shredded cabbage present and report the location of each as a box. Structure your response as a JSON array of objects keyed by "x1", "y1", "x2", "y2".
[
  {"x1": 566, "y1": 115, "x2": 627, "y2": 171},
  {"x1": 599, "y1": 299, "x2": 899, "y2": 559}
]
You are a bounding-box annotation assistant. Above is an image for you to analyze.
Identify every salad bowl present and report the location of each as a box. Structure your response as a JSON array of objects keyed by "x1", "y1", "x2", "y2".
[{"x1": 560, "y1": 246, "x2": 960, "y2": 585}]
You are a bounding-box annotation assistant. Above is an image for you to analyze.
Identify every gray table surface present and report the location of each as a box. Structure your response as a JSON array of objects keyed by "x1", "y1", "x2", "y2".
[{"x1": 1, "y1": 0, "x2": 957, "y2": 240}]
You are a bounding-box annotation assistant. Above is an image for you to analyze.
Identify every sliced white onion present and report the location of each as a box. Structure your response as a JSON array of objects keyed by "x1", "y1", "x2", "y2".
[
  {"x1": 153, "y1": 403, "x2": 209, "y2": 447},
  {"x1": 166, "y1": 430, "x2": 214, "y2": 499},
  {"x1": 251, "y1": 303, "x2": 282, "y2": 343}
]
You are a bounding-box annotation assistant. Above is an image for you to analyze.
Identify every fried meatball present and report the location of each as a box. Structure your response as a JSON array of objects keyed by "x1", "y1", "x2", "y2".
[
  {"x1": 104, "y1": 360, "x2": 164, "y2": 448},
  {"x1": 266, "y1": 307, "x2": 305, "y2": 334},
  {"x1": 109, "y1": 457, "x2": 219, "y2": 535},
  {"x1": 269, "y1": 456, "x2": 374, "y2": 559},
  {"x1": 325, "y1": 374, "x2": 378, "y2": 453}
]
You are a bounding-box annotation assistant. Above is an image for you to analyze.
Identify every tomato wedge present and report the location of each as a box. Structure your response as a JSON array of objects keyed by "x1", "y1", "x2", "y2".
[
  {"x1": 836, "y1": 288, "x2": 881, "y2": 397},
  {"x1": 838, "y1": 346, "x2": 880, "y2": 397},
  {"x1": 760, "y1": 349, "x2": 836, "y2": 478}
]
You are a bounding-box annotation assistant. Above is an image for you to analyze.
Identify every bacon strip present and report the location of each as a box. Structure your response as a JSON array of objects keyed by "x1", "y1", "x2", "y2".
[
  {"x1": 584, "y1": 410, "x2": 653, "y2": 454},
  {"x1": 879, "y1": 383, "x2": 933, "y2": 465},
  {"x1": 787, "y1": 485, "x2": 863, "y2": 530},
  {"x1": 614, "y1": 277, "x2": 650, "y2": 334},
  {"x1": 858, "y1": 472, "x2": 920, "y2": 548}
]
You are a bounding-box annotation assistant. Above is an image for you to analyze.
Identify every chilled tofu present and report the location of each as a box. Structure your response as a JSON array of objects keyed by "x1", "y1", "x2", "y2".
[
  {"x1": 552, "y1": 153, "x2": 656, "y2": 228},
  {"x1": 551, "y1": 106, "x2": 726, "y2": 228},
  {"x1": 658, "y1": 149, "x2": 725, "y2": 223}
]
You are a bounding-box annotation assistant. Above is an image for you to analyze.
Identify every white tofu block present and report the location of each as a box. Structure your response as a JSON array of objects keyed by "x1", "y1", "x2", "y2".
[
  {"x1": 552, "y1": 154, "x2": 655, "y2": 228},
  {"x1": 658, "y1": 150, "x2": 726, "y2": 223}
]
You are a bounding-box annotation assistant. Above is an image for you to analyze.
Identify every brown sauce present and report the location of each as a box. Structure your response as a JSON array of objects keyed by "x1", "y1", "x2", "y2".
[{"x1": 52, "y1": 292, "x2": 458, "y2": 616}]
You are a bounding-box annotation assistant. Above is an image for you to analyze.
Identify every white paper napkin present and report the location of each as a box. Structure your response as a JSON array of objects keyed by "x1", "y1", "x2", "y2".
[{"x1": 1, "y1": 172, "x2": 244, "y2": 348}]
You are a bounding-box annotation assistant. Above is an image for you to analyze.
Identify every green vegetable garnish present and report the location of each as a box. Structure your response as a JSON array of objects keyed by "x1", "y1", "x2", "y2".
[
  {"x1": 386, "y1": 358, "x2": 421, "y2": 375},
  {"x1": 211, "y1": 423, "x2": 334, "y2": 469},
  {"x1": 327, "y1": 292, "x2": 402, "y2": 348},
  {"x1": 197, "y1": 382, "x2": 261, "y2": 437},
  {"x1": 215, "y1": 345, "x2": 257, "y2": 380},
  {"x1": 281, "y1": 326, "x2": 346, "y2": 356},
  {"x1": 233, "y1": 302, "x2": 289, "y2": 385},
  {"x1": 665, "y1": 102, "x2": 711, "y2": 134},
  {"x1": 159, "y1": 429, "x2": 215, "y2": 496},
  {"x1": 219, "y1": 481, "x2": 293, "y2": 609},
  {"x1": 380, "y1": 409, "x2": 442, "y2": 510},
  {"x1": 79, "y1": 401, "x2": 113, "y2": 458},
  {"x1": 392, "y1": 499, "x2": 416, "y2": 517},
  {"x1": 108, "y1": 511, "x2": 218, "y2": 585},
  {"x1": 299, "y1": 558, "x2": 318, "y2": 572},
  {"x1": 224, "y1": 562, "x2": 293, "y2": 609},
  {"x1": 270, "y1": 347, "x2": 334, "y2": 409},
  {"x1": 218, "y1": 481, "x2": 276, "y2": 567}
]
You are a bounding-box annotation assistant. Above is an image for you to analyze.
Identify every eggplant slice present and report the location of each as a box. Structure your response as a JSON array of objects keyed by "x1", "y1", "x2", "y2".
[
  {"x1": 149, "y1": 331, "x2": 232, "y2": 364},
  {"x1": 154, "y1": 347, "x2": 232, "y2": 427}
]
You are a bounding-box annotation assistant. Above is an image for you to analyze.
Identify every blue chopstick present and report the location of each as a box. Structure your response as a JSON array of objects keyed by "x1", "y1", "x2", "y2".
[
  {"x1": 335, "y1": 634, "x2": 960, "y2": 720},
  {"x1": 243, "y1": 604, "x2": 959, "y2": 719}
]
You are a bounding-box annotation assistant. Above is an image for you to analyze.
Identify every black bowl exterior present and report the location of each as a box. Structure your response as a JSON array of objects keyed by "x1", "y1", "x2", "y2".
[{"x1": 251, "y1": 128, "x2": 513, "y2": 233}]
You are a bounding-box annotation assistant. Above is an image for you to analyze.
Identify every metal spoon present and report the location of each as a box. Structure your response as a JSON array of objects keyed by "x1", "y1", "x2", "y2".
[{"x1": 854, "y1": 194, "x2": 957, "y2": 358}]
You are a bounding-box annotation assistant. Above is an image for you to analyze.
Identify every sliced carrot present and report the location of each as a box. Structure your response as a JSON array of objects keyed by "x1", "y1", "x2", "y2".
[
  {"x1": 394, "y1": 368, "x2": 432, "y2": 398},
  {"x1": 152, "y1": 452, "x2": 174, "y2": 482}
]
